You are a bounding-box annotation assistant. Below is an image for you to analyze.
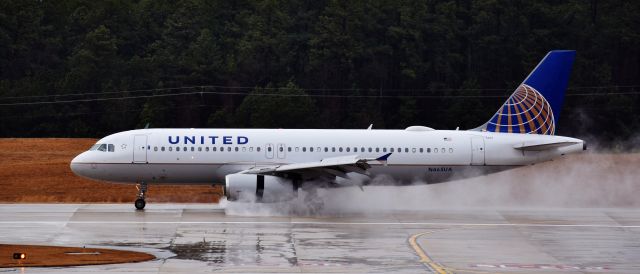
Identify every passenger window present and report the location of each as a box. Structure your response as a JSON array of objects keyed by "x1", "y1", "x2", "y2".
[
  {"x1": 346, "y1": 147, "x2": 350, "y2": 152},
  {"x1": 108, "y1": 144, "x2": 115, "y2": 152},
  {"x1": 383, "y1": 148, "x2": 387, "y2": 153},
  {"x1": 317, "y1": 147, "x2": 321, "y2": 152},
  {"x1": 268, "y1": 146, "x2": 272, "y2": 152},
  {"x1": 405, "y1": 148, "x2": 409, "y2": 153},
  {"x1": 295, "y1": 147, "x2": 299, "y2": 152},
  {"x1": 280, "y1": 147, "x2": 284, "y2": 152},
  {"x1": 303, "y1": 147, "x2": 307, "y2": 152},
  {"x1": 257, "y1": 147, "x2": 261, "y2": 152},
  {"x1": 441, "y1": 147, "x2": 445, "y2": 153},
  {"x1": 434, "y1": 148, "x2": 438, "y2": 153},
  {"x1": 339, "y1": 147, "x2": 343, "y2": 152},
  {"x1": 242, "y1": 147, "x2": 246, "y2": 152},
  {"x1": 249, "y1": 147, "x2": 253, "y2": 152},
  {"x1": 427, "y1": 148, "x2": 431, "y2": 153},
  {"x1": 310, "y1": 147, "x2": 314, "y2": 152},
  {"x1": 154, "y1": 146, "x2": 158, "y2": 152},
  {"x1": 412, "y1": 148, "x2": 416, "y2": 153},
  {"x1": 324, "y1": 147, "x2": 328, "y2": 152},
  {"x1": 198, "y1": 147, "x2": 202, "y2": 152},
  {"x1": 169, "y1": 147, "x2": 173, "y2": 151},
  {"x1": 213, "y1": 147, "x2": 217, "y2": 152},
  {"x1": 183, "y1": 146, "x2": 187, "y2": 151},
  {"x1": 375, "y1": 148, "x2": 379, "y2": 152},
  {"x1": 332, "y1": 147, "x2": 336, "y2": 152},
  {"x1": 191, "y1": 147, "x2": 195, "y2": 152},
  {"x1": 288, "y1": 147, "x2": 292, "y2": 152},
  {"x1": 368, "y1": 147, "x2": 372, "y2": 152},
  {"x1": 235, "y1": 147, "x2": 239, "y2": 152},
  {"x1": 419, "y1": 148, "x2": 423, "y2": 153},
  {"x1": 161, "y1": 146, "x2": 165, "y2": 152},
  {"x1": 398, "y1": 147, "x2": 401, "y2": 153},
  {"x1": 205, "y1": 147, "x2": 209, "y2": 152},
  {"x1": 177, "y1": 147, "x2": 181, "y2": 152},
  {"x1": 449, "y1": 148, "x2": 453, "y2": 153},
  {"x1": 390, "y1": 148, "x2": 394, "y2": 153}
]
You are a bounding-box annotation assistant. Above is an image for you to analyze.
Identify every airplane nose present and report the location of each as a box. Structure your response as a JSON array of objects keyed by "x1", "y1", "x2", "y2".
[
  {"x1": 70, "y1": 152, "x2": 92, "y2": 179},
  {"x1": 70, "y1": 155, "x2": 82, "y2": 175}
]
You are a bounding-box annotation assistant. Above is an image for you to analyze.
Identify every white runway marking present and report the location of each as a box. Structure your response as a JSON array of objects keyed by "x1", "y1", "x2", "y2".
[{"x1": 0, "y1": 221, "x2": 637, "y2": 228}]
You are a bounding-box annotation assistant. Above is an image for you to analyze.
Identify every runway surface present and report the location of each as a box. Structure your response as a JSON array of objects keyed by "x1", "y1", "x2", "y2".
[{"x1": 1, "y1": 204, "x2": 639, "y2": 273}]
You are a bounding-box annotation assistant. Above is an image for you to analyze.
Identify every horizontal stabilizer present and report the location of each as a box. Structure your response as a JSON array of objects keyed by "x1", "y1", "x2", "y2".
[{"x1": 513, "y1": 140, "x2": 579, "y2": 151}]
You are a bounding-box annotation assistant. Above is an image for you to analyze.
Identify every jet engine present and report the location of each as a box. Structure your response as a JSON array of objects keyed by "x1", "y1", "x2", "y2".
[{"x1": 225, "y1": 174, "x2": 298, "y2": 203}]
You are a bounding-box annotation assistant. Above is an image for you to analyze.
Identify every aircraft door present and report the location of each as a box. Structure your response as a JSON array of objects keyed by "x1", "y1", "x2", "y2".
[
  {"x1": 471, "y1": 136, "x2": 485, "y2": 165},
  {"x1": 133, "y1": 135, "x2": 148, "y2": 163},
  {"x1": 265, "y1": 143, "x2": 274, "y2": 159},
  {"x1": 277, "y1": 143, "x2": 286, "y2": 159}
]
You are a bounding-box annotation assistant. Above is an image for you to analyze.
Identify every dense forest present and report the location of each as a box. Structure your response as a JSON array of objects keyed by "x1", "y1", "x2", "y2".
[{"x1": 1, "y1": 1, "x2": 639, "y2": 148}]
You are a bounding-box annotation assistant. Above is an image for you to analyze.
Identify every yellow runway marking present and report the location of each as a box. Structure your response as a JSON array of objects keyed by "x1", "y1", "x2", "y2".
[
  {"x1": 409, "y1": 231, "x2": 451, "y2": 274},
  {"x1": 409, "y1": 230, "x2": 505, "y2": 274}
]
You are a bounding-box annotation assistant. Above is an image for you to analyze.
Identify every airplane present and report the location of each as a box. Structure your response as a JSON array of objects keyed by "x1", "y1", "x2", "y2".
[{"x1": 71, "y1": 50, "x2": 586, "y2": 210}]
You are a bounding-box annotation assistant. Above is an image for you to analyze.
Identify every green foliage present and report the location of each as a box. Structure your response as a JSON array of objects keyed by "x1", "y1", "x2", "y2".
[
  {"x1": 235, "y1": 82, "x2": 318, "y2": 128},
  {"x1": 0, "y1": 0, "x2": 639, "y2": 146}
]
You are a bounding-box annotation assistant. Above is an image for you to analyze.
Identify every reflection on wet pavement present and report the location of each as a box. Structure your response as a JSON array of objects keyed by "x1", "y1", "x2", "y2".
[{"x1": 1, "y1": 204, "x2": 640, "y2": 273}]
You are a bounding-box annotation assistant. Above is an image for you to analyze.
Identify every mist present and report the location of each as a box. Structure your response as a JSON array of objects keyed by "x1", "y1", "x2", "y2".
[{"x1": 222, "y1": 149, "x2": 640, "y2": 216}]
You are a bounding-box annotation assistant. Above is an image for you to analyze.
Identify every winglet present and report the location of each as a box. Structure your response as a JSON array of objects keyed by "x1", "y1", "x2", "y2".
[{"x1": 376, "y1": 152, "x2": 392, "y2": 163}]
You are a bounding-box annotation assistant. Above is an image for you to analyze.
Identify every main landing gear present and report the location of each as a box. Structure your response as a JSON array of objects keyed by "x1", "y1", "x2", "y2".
[{"x1": 135, "y1": 182, "x2": 147, "y2": 210}]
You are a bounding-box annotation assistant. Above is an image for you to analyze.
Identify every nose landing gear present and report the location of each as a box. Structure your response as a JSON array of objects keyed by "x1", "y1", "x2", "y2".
[{"x1": 135, "y1": 182, "x2": 147, "y2": 210}]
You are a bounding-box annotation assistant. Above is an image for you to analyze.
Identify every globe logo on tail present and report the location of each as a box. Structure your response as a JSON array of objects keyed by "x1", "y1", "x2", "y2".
[{"x1": 485, "y1": 84, "x2": 555, "y2": 135}]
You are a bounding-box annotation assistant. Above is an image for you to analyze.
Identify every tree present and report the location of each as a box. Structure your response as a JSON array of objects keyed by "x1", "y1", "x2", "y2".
[
  {"x1": 0, "y1": 0, "x2": 639, "y2": 146},
  {"x1": 235, "y1": 81, "x2": 318, "y2": 128}
]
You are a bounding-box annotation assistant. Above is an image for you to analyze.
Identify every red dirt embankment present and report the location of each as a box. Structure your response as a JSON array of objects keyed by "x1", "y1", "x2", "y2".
[
  {"x1": 0, "y1": 138, "x2": 222, "y2": 203},
  {"x1": 0, "y1": 244, "x2": 155, "y2": 267}
]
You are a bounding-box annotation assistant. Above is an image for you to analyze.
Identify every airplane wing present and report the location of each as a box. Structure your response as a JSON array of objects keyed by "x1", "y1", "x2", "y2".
[
  {"x1": 240, "y1": 153, "x2": 392, "y2": 180},
  {"x1": 513, "y1": 140, "x2": 579, "y2": 151}
]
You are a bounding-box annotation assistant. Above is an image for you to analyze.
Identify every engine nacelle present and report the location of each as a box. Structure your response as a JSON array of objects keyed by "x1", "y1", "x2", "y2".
[{"x1": 225, "y1": 174, "x2": 298, "y2": 203}]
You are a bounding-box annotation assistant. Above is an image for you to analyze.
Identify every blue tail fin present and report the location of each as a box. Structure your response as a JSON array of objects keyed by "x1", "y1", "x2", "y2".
[{"x1": 477, "y1": 50, "x2": 576, "y2": 135}]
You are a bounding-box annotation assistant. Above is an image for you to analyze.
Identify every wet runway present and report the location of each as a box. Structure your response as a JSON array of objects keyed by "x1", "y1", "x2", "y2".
[{"x1": 1, "y1": 204, "x2": 640, "y2": 273}]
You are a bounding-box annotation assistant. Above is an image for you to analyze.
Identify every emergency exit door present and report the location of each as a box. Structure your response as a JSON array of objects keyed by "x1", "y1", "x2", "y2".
[
  {"x1": 277, "y1": 143, "x2": 286, "y2": 159},
  {"x1": 265, "y1": 143, "x2": 274, "y2": 159}
]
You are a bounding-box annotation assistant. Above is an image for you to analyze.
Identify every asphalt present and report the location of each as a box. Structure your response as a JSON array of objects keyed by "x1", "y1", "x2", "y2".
[{"x1": 1, "y1": 204, "x2": 639, "y2": 273}]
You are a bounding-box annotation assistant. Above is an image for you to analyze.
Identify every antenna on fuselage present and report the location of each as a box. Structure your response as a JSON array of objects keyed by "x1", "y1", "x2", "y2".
[
  {"x1": 367, "y1": 124, "x2": 373, "y2": 130},
  {"x1": 144, "y1": 123, "x2": 150, "y2": 129}
]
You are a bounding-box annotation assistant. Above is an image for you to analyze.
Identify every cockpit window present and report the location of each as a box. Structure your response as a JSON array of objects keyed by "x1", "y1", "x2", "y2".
[
  {"x1": 89, "y1": 143, "x2": 114, "y2": 152},
  {"x1": 97, "y1": 144, "x2": 107, "y2": 151}
]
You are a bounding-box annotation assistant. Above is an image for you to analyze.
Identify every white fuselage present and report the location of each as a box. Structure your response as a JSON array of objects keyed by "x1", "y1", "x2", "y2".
[{"x1": 70, "y1": 128, "x2": 584, "y2": 185}]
